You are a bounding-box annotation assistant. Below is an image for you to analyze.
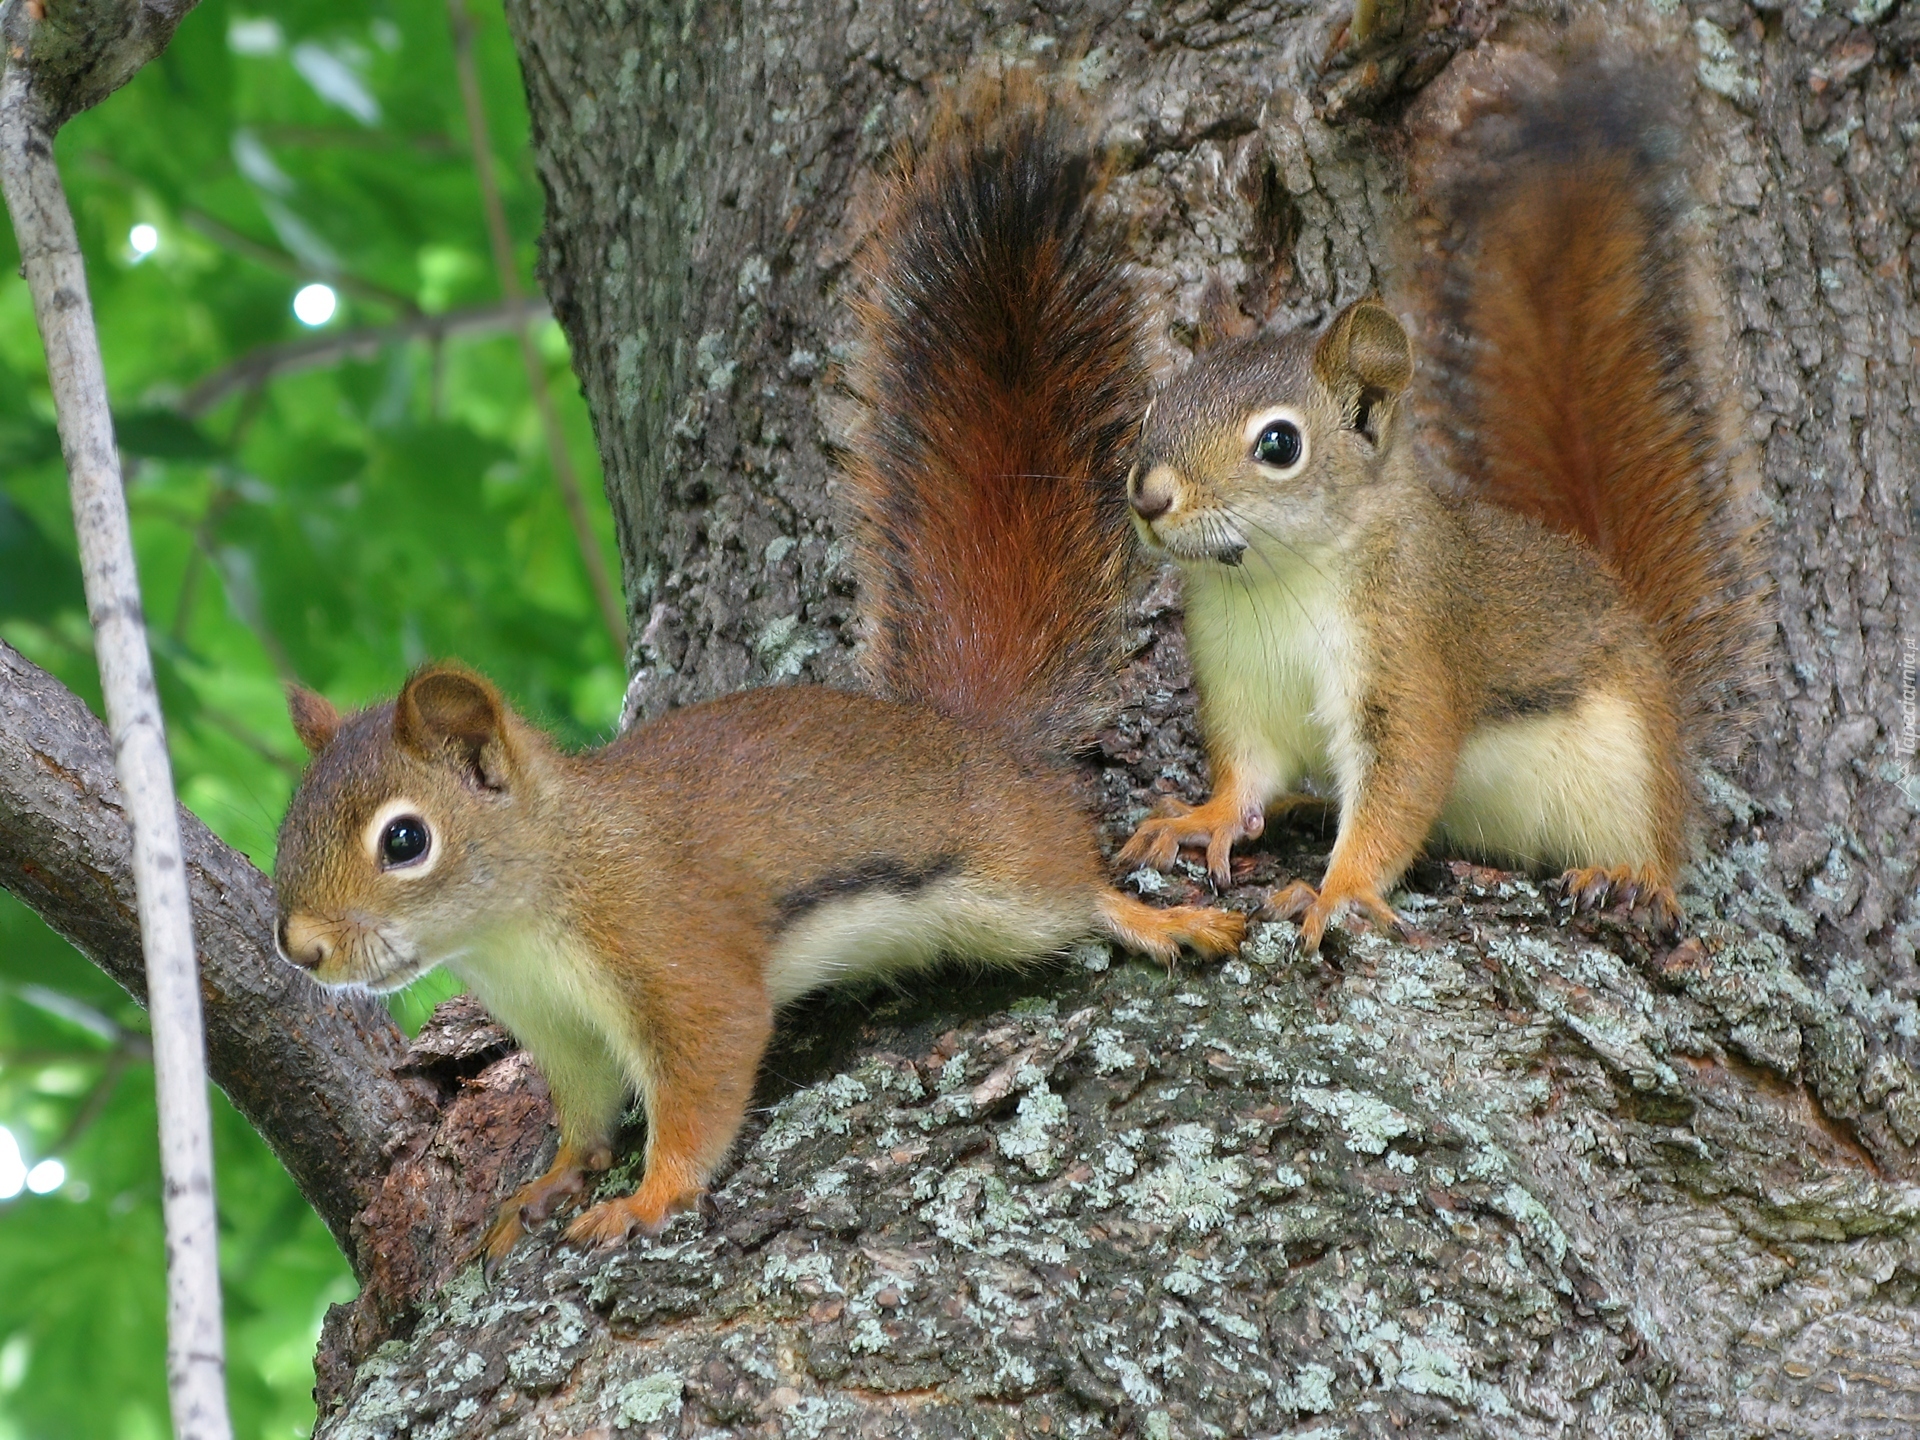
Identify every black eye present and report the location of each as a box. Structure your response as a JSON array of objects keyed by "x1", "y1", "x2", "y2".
[
  {"x1": 1253, "y1": 420, "x2": 1303, "y2": 469},
  {"x1": 381, "y1": 816, "x2": 430, "y2": 868}
]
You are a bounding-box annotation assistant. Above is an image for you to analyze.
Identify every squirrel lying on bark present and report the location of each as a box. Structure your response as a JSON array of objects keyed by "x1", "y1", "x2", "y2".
[
  {"x1": 1119, "y1": 62, "x2": 1765, "y2": 952},
  {"x1": 271, "y1": 79, "x2": 1243, "y2": 1260}
]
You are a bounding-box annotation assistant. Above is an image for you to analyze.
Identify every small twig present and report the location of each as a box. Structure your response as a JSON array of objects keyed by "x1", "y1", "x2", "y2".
[
  {"x1": 13, "y1": 979, "x2": 126, "y2": 1043},
  {"x1": 169, "y1": 542, "x2": 204, "y2": 641},
  {"x1": 445, "y1": 0, "x2": 626, "y2": 655},
  {"x1": 46, "y1": 1040, "x2": 140, "y2": 1155},
  {"x1": 253, "y1": 122, "x2": 457, "y2": 155},
  {"x1": 195, "y1": 703, "x2": 301, "y2": 777},
  {"x1": 0, "y1": 7, "x2": 232, "y2": 1435},
  {"x1": 178, "y1": 206, "x2": 420, "y2": 316},
  {"x1": 200, "y1": 526, "x2": 297, "y2": 680},
  {"x1": 179, "y1": 295, "x2": 549, "y2": 416},
  {"x1": 0, "y1": 1044, "x2": 126, "y2": 1065}
]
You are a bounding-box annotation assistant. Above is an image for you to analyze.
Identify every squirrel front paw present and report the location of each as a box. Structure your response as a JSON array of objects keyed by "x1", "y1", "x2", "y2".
[
  {"x1": 473, "y1": 1141, "x2": 613, "y2": 1267},
  {"x1": 565, "y1": 1180, "x2": 704, "y2": 1249},
  {"x1": 1265, "y1": 878, "x2": 1404, "y2": 955},
  {"x1": 1119, "y1": 794, "x2": 1266, "y2": 888}
]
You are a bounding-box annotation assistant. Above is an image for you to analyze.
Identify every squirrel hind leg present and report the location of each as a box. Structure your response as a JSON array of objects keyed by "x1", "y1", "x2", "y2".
[
  {"x1": 1557, "y1": 864, "x2": 1681, "y2": 936},
  {"x1": 1096, "y1": 890, "x2": 1247, "y2": 968}
]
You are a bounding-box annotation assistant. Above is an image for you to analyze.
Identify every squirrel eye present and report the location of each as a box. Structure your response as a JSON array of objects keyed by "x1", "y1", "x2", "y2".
[
  {"x1": 1253, "y1": 420, "x2": 1304, "y2": 469},
  {"x1": 380, "y1": 815, "x2": 430, "y2": 869}
]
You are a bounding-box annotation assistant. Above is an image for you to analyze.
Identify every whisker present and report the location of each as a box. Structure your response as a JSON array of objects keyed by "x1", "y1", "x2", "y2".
[
  {"x1": 1227, "y1": 506, "x2": 1337, "y2": 590},
  {"x1": 1221, "y1": 507, "x2": 1333, "y2": 654}
]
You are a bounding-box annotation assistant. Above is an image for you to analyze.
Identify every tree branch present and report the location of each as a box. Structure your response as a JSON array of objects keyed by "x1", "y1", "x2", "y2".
[
  {"x1": 0, "y1": 639, "x2": 430, "y2": 1260},
  {"x1": 1, "y1": 4, "x2": 236, "y2": 1427},
  {"x1": 178, "y1": 295, "x2": 550, "y2": 417},
  {"x1": 2, "y1": 0, "x2": 197, "y2": 131}
]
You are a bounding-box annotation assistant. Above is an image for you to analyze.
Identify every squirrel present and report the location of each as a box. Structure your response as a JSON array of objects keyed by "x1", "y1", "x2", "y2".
[
  {"x1": 270, "y1": 78, "x2": 1244, "y2": 1261},
  {"x1": 1116, "y1": 62, "x2": 1765, "y2": 953}
]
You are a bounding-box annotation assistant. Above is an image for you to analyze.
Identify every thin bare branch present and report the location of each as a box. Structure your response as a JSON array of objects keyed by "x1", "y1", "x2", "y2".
[
  {"x1": 178, "y1": 207, "x2": 422, "y2": 316},
  {"x1": 446, "y1": 0, "x2": 626, "y2": 655},
  {"x1": 179, "y1": 295, "x2": 550, "y2": 416},
  {"x1": 1, "y1": 10, "x2": 230, "y2": 1429},
  {"x1": 46, "y1": 1040, "x2": 138, "y2": 1155}
]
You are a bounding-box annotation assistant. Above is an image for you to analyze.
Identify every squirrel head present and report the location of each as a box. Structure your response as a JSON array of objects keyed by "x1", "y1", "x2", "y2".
[
  {"x1": 273, "y1": 664, "x2": 547, "y2": 992},
  {"x1": 1128, "y1": 299, "x2": 1413, "y2": 565}
]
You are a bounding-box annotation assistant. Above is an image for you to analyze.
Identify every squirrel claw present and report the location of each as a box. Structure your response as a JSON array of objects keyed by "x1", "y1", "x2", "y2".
[
  {"x1": 1557, "y1": 867, "x2": 1681, "y2": 935},
  {"x1": 1264, "y1": 878, "x2": 1402, "y2": 955},
  {"x1": 470, "y1": 1212, "x2": 526, "y2": 1279},
  {"x1": 566, "y1": 1187, "x2": 701, "y2": 1250},
  {"x1": 1119, "y1": 797, "x2": 1264, "y2": 888},
  {"x1": 468, "y1": 1141, "x2": 611, "y2": 1267}
]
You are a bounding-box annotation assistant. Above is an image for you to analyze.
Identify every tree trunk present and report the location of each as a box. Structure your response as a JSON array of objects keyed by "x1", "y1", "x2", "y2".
[
  {"x1": 37, "y1": 0, "x2": 1920, "y2": 1435},
  {"x1": 306, "y1": 0, "x2": 1920, "y2": 1435}
]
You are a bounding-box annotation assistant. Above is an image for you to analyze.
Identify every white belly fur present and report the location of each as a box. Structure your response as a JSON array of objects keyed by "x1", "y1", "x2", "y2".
[
  {"x1": 446, "y1": 923, "x2": 643, "y2": 1133},
  {"x1": 1438, "y1": 689, "x2": 1658, "y2": 872},
  {"x1": 1184, "y1": 561, "x2": 1354, "y2": 803},
  {"x1": 766, "y1": 875, "x2": 1089, "y2": 1009},
  {"x1": 1187, "y1": 561, "x2": 1657, "y2": 874}
]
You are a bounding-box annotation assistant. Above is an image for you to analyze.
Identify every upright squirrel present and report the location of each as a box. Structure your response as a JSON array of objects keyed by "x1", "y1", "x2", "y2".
[
  {"x1": 1118, "y1": 64, "x2": 1764, "y2": 952},
  {"x1": 272, "y1": 80, "x2": 1243, "y2": 1260}
]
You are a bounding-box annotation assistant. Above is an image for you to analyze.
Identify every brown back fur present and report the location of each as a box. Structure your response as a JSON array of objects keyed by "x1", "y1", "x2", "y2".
[
  {"x1": 844, "y1": 73, "x2": 1144, "y2": 752},
  {"x1": 1429, "y1": 67, "x2": 1766, "y2": 763}
]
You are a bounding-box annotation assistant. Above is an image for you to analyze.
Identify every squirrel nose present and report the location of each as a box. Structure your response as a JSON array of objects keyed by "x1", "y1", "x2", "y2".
[
  {"x1": 277, "y1": 914, "x2": 332, "y2": 971},
  {"x1": 1130, "y1": 464, "x2": 1179, "y2": 522}
]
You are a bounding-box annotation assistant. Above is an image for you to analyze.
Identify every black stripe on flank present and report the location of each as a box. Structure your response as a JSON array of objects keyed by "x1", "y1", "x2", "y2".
[
  {"x1": 1481, "y1": 682, "x2": 1582, "y2": 722},
  {"x1": 773, "y1": 853, "x2": 965, "y2": 929}
]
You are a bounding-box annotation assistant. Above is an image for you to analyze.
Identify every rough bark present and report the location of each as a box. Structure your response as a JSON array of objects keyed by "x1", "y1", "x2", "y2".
[
  {"x1": 298, "y1": 2, "x2": 1920, "y2": 1436},
  {"x1": 0, "y1": 641, "x2": 431, "y2": 1262},
  {"x1": 0, "y1": 0, "x2": 198, "y2": 131},
  {"x1": 0, "y1": 0, "x2": 1908, "y2": 1432}
]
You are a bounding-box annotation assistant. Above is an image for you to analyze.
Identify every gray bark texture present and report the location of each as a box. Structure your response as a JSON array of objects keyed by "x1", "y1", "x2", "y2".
[
  {"x1": 0, "y1": 0, "x2": 1910, "y2": 1434},
  {"x1": 301, "y1": 0, "x2": 1920, "y2": 1436}
]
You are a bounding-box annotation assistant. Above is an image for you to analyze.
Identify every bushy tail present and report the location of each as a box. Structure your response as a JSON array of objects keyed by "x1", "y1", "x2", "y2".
[
  {"x1": 1429, "y1": 65, "x2": 1766, "y2": 761},
  {"x1": 843, "y1": 74, "x2": 1143, "y2": 753}
]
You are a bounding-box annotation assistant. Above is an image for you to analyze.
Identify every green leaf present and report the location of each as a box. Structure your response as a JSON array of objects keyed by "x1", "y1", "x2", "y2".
[
  {"x1": 0, "y1": 1, "x2": 622, "y2": 1433},
  {"x1": 0, "y1": 493, "x2": 84, "y2": 622},
  {"x1": 112, "y1": 409, "x2": 225, "y2": 462}
]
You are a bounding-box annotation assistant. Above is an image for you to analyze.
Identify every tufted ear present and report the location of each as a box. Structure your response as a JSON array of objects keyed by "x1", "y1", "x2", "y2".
[
  {"x1": 393, "y1": 664, "x2": 516, "y2": 791},
  {"x1": 1311, "y1": 299, "x2": 1413, "y2": 443},
  {"x1": 287, "y1": 685, "x2": 341, "y2": 756}
]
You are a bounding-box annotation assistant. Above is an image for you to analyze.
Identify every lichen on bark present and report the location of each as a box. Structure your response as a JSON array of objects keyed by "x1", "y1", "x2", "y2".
[
  {"x1": 317, "y1": 864, "x2": 1920, "y2": 1436},
  {"x1": 309, "y1": 0, "x2": 1920, "y2": 1434}
]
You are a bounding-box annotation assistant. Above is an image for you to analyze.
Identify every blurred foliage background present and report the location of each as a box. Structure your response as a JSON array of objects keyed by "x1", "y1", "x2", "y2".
[{"x1": 0, "y1": 1, "x2": 624, "y2": 1434}]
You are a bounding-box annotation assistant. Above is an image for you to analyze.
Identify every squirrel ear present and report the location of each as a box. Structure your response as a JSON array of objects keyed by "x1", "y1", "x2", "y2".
[
  {"x1": 287, "y1": 685, "x2": 341, "y2": 755},
  {"x1": 394, "y1": 665, "x2": 515, "y2": 791},
  {"x1": 1312, "y1": 300, "x2": 1412, "y2": 440}
]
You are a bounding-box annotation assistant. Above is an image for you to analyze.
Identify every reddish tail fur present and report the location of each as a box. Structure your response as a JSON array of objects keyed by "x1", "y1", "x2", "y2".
[
  {"x1": 1432, "y1": 70, "x2": 1766, "y2": 762},
  {"x1": 844, "y1": 75, "x2": 1143, "y2": 753}
]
